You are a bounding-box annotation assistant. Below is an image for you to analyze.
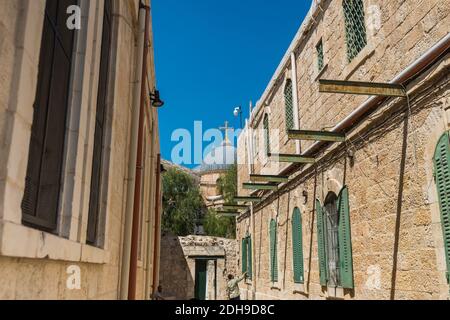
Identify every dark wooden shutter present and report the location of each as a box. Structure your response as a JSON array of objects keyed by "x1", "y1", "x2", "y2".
[
  {"x1": 292, "y1": 207, "x2": 305, "y2": 284},
  {"x1": 434, "y1": 133, "x2": 450, "y2": 285},
  {"x1": 337, "y1": 186, "x2": 354, "y2": 289},
  {"x1": 22, "y1": 0, "x2": 76, "y2": 231},
  {"x1": 86, "y1": 0, "x2": 112, "y2": 244},
  {"x1": 247, "y1": 236, "x2": 253, "y2": 280},
  {"x1": 316, "y1": 199, "x2": 328, "y2": 286}
]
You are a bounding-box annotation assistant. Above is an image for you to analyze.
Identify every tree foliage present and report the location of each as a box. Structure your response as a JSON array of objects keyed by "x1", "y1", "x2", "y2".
[
  {"x1": 162, "y1": 168, "x2": 204, "y2": 236},
  {"x1": 203, "y1": 164, "x2": 237, "y2": 239}
]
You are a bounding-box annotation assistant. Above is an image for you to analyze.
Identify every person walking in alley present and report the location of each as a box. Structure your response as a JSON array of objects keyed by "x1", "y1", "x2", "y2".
[{"x1": 226, "y1": 272, "x2": 247, "y2": 300}]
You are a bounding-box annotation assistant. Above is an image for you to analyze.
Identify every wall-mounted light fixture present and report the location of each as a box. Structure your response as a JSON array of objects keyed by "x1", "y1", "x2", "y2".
[
  {"x1": 150, "y1": 89, "x2": 164, "y2": 108},
  {"x1": 302, "y1": 190, "x2": 308, "y2": 205}
]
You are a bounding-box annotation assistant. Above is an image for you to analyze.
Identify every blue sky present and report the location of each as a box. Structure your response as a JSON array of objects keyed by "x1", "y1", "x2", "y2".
[{"x1": 152, "y1": 0, "x2": 311, "y2": 168}]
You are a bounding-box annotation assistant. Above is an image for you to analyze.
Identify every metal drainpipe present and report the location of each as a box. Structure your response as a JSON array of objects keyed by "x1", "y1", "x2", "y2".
[
  {"x1": 152, "y1": 154, "x2": 163, "y2": 294},
  {"x1": 119, "y1": 5, "x2": 147, "y2": 300},
  {"x1": 144, "y1": 128, "x2": 156, "y2": 300},
  {"x1": 281, "y1": 32, "x2": 450, "y2": 177},
  {"x1": 128, "y1": 4, "x2": 150, "y2": 301}
]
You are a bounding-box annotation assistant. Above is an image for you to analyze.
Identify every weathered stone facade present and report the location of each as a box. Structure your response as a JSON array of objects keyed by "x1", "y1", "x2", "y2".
[
  {"x1": 159, "y1": 234, "x2": 237, "y2": 300},
  {"x1": 0, "y1": 0, "x2": 162, "y2": 299},
  {"x1": 236, "y1": 0, "x2": 450, "y2": 300}
]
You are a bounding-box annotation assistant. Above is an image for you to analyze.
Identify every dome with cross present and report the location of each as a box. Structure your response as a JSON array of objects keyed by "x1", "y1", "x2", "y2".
[{"x1": 194, "y1": 121, "x2": 236, "y2": 174}]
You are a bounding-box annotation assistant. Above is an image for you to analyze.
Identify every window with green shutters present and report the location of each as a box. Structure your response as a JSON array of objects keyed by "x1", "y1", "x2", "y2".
[
  {"x1": 270, "y1": 219, "x2": 278, "y2": 282},
  {"x1": 343, "y1": 0, "x2": 367, "y2": 62},
  {"x1": 433, "y1": 132, "x2": 450, "y2": 285},
  {"x1": 242, "y1": 238, "x2": 248, "y2": 274},
  {"x1": 264, "y1": 114, "x2": 270, "y2": 156},
  {"x1": 284, "y1": 80, "x2": 295, "y2": 131},
  {"x1": 292, "y1": 208, "x2": 305, "y2": 284},
  {"x1": 316, "y1": 187, "x2": 354, "y2": 289}
]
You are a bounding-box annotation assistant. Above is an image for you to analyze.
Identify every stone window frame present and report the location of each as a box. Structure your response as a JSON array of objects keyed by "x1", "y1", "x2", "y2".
[
  {"x1": 316, "y1": 174, "x2": 347, "y2": 299},
  {"x1": 423, "y1": 105, "x2": 450, "y2": 297},
  {"x1": 0, "y1": 0, "x2": 116, "y2": 264}
]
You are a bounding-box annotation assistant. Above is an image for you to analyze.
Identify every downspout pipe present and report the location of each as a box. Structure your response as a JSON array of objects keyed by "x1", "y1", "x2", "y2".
[
  {"x1": 128, "y1": 4, "x2": 150, "y2": 300},
  {"x1": 144, "y1": 131, "x2": 156, "y2": 300},
  {"x1": 281, "y1": 32, "x2": 450, "y2": 177},
  {"x1": 119, "y1": 6, "x2": 147, "y2": 300},
  {"x1": 152, "y1": 154, "x2": 162, "y2": 294}
]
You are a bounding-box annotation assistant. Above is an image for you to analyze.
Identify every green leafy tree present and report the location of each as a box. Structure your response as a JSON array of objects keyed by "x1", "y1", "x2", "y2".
[
  {"x1": 203, "y1": 164, "x2": 237, "y2": 238},
  {"x1": 162, "y1": 168, "x2": 204, "y2": 236}
]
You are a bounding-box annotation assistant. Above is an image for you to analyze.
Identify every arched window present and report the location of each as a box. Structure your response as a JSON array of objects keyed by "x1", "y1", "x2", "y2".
[
  {"x1": 316, "y1": 187, "x2": 354, "y2": 288},
  {"x1": 269, "y1": 219, "x2": 278, "y2": 282},
  {"x1": 284, "y1": 79, "x2": 295, "y2": 131},
  {"x1": 343, "y1": 0, "x2": 367, "y2": 62},
  {"x1": 291, "y1": 207, "x2": 304, "y2": 283},
  {"x1": 433, "y1": 132, "x2": 450, "y2": 283},
  {"x1": 263, "y1": 114, "x2": 270, "y2": 156}
]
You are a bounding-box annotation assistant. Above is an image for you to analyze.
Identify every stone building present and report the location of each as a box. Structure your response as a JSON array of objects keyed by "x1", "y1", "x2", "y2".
[
  {"x1": 236, "y1": 0, "x2": 450, "y2": 300},
  {"x1": 159, "y1": 234, "x2": 237, "y2": 300},
  {"x1": 0, "y1": 0, "x2": 162, "y2": 299}
]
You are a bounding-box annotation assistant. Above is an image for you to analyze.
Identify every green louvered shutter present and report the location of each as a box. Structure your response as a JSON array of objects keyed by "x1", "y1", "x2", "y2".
[
  {"x1": 270, "y1": 219, "x2": 278, "y2": 282},
  {"x1": 434, "y1": 132, "x2": 450, "y2": 285},
  {"x1": 242, "y1": 238, "x2": 248, "y2": 273},
  {"x1": 284, "y1": 80, "x2": 295, "y2": 130},
  {"x1": 247, "y1": 236, "x2": 253, "y2": 280},
  {"x1": 292, "y1": 208, "x2": 305, "y2": 283},
  {"x1": 316, "y1": 199, "x2": 328, "y2": 286},
  {"x1": 337, "y1": 186, "x2": 354, "y2": 289}
]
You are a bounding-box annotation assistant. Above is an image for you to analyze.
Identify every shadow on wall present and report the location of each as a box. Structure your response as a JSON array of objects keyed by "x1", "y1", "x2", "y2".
[{"x1": 159, "y1": 233, "x2": 194, "y2": 300}]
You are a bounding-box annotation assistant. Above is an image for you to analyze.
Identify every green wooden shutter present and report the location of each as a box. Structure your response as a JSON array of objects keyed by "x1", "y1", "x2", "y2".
[
  {"x1": 338, "y1": 186, "x2": 354, "y2": 289},
  {"x1": 316, "y1": 199, "x2": 328, "y2": 286},
  {"x1": 247, "y1": 236, "x2": 253, "y2": 280},
  {"x1": 434, "y1": 133, "x2": 450, "y2": 285},
  {"x1": 284, "y1": 80, "x2": 295, "y2": 130},
  {"x1": 292, "y1": 208, "x2": 305, "y2": 283},
  {"x1": 242, "y1": 238, "x2": 248, "y2": 273},
  {"x1": 270, "y1": 219, "x2": 278, "y2": 282}
]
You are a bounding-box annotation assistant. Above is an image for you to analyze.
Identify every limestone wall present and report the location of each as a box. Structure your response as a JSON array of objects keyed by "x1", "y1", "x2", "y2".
[
  {"x1": 159, "y1": 234, "x2": 237, "y2": 300},
  {"x1": 0, "y1": 0, "x2": 161, "y2": 300},
  {"x1": 236, "y1": 0, "x2": 450, "y2": 300}
]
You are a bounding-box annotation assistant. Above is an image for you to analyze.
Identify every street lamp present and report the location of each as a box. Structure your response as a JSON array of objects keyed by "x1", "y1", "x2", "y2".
[{"x1": 233, "y1": 106, "x2": 243, "y2": 129}]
